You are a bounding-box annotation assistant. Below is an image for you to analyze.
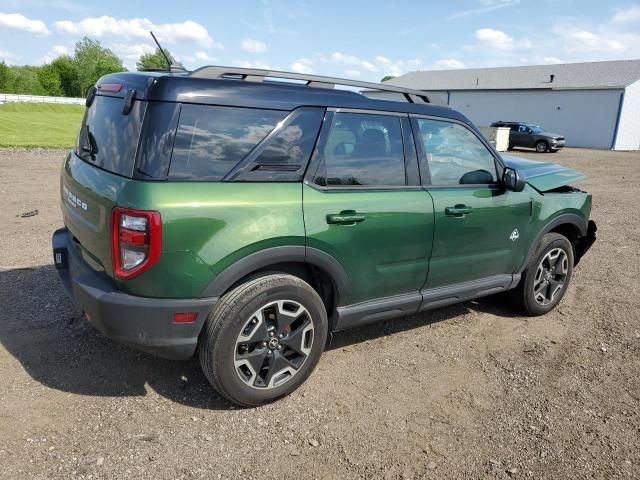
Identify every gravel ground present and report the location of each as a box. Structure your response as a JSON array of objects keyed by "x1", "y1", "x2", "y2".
[{"x1": 0, "y1": 147, "x2": 639, "y2": 480}]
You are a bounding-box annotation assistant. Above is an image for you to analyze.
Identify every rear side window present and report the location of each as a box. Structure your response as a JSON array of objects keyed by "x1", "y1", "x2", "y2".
[
  {"x1": 168, "y1": 105, "x2": 286, "y2": 181},
  {"x1": 415, "y1": 118, "x2": 497, "y2": 186},
  {"x1": 314, "y1": 112, "x2": 406, "y2": 187},
  {"x1": 233, "y1": 108, "x2": 324, "y2": 182},
  {"x1": 76, "y1": 95, "x2": 146, "y2": 178}
]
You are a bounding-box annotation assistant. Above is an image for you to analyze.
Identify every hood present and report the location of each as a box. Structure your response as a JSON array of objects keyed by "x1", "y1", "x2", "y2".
[
  {"x1": 540, "y1": 132, "x2": 564, "y2": 139},
  {"x1": 501, "y1": 155, "x2": 586, "y2": 192}
]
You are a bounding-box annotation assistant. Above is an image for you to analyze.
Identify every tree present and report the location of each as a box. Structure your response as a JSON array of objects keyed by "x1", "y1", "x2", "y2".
[
  {"x1": 74, "y1": 37, "x2": 126, "y2": 96},
  {"x1": 5, "y1": 66, "x2": 46, "y2": 95},
  {"x1": 136, "y1": 48, "x2": 172, "y2": 71},
  {"x1": 380, "y1": 75, "x2": 396, "y2": 83},
  {"x1": 37, "y1": 64, "x2": 63, "y2": 96},
  {"x1": 0, "y1": 61, "x2": 9, "y2": 92},
  {"x1": 50, "y1": 55, "x2": 81, "y2": 97}
]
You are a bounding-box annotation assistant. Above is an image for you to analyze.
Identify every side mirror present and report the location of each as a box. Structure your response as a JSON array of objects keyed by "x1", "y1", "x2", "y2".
[{"x1": 503, "y1": 167, "x2": 526, "y2": 192}]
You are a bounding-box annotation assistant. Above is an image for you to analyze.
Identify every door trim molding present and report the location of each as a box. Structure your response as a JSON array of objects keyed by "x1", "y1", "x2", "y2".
[{"x1": 333, "y1": 274, "x2": 519, "y2": 331}]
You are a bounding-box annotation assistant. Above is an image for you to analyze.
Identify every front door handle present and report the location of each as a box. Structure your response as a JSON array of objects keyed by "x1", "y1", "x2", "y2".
[
  {"x1": 445, "y1": 204, "x2": 473, "y2": 217},
  {"x1": 326, "y1": 211, "x2": 366, "y2": 225}
]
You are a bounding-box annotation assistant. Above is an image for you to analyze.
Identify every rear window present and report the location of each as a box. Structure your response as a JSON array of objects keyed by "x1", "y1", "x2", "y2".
[
  {"x1": 168, "y1": 105, "x2": 286, "y2": 181},
  {"x1": 76, "y1": 95, "x2": 146, "y2": 178}
]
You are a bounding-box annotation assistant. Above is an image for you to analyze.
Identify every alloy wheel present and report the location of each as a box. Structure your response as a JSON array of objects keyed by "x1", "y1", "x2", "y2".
[
  {"x1": 533, "y1": 248, "x2": 569, "y2": 305},
  {"x1": 234, "y1": 300, "x2": 314, "y2": 389}
]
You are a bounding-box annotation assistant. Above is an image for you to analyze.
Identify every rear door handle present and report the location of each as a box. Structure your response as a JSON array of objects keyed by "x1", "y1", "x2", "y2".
[
  {"x1": 445, "y1": 205, "x2": 473, "y2": 217},
  {"x1": 326, "y1": 211, "x2": 365, "y2": 225}
]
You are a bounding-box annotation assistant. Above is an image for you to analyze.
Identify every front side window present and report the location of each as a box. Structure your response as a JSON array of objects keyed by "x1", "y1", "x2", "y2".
[
  {"x1": 315, "y1": 112, "x2": 406, "y2": 187},
  {"x1": 415, "y1": 118, "x2": 497, "y2": 186},
  {"x1": 169, "y1": 105, "x2": 286, "y2": 181}
]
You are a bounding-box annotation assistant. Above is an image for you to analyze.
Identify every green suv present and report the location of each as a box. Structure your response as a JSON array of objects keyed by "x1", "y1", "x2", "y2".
[{"x1": 52, "y1": 66, "x2": 596, "y2": 406}]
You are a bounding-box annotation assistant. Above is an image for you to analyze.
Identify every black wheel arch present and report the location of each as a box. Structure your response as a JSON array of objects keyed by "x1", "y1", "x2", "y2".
[
  {"x1": 200, "y1": 246, "x2": 351, "y2": 327},
  {"x1": 518, "y1": 213, "x2": 588, "y2": 274}
]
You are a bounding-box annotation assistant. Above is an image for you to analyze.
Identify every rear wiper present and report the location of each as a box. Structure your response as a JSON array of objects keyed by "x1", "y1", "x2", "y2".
[{"x1": 82, "y1": 125, "x2": 98, "y2": 159}]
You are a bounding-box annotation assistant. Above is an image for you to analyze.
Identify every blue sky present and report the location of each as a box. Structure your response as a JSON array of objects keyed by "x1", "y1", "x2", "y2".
[{"x1": 1, "y1": 0, "x2": 639, "y2": 81}]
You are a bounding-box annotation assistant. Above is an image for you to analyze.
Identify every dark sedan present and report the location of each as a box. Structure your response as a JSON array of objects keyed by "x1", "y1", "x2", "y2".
[{"x1": 491, "y1": 121, "x2": 566, "y2": 153}]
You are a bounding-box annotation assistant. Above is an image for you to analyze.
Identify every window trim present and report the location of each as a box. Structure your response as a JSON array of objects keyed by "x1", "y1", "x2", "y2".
[
  {"x1": 304, "y1": 109, "x2": 417, "y2": 192},
  {"x1": 409, "y1": 114, "x2": 505, "y2": 189},
  {"x1": 222, "y1": 106, "x2": 325, "y2": 182}
]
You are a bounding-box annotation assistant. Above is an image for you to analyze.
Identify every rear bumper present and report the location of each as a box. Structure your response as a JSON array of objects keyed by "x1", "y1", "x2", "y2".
[
  {"x1": 575, "y1": 220, "x2": 597, "y2": 265},
  {"x1": 52, "y1": 228, "x2": 217, "y2": 360}
]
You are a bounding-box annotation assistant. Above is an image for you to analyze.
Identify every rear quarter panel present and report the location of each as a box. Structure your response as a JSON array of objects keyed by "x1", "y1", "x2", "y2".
[{"x1": 117, "y1": 182, "x2": 305, "y2": 298}]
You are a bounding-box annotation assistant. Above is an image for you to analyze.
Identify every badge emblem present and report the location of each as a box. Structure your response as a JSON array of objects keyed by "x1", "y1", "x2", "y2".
[{"x1": 510, "y1": 228, "x2": 519, "y2": 242}]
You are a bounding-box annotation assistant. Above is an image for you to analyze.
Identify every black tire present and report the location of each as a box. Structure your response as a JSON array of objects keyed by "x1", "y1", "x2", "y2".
[
  {"x1": 513, "y1": 233, "x2": 574, "y2": 316},
  {"x1": 535, "y1": 140, "x2": 549, "y2": 153},
  {"x1": 198, "y1": 274, "x2": 328, "y2": 406}
]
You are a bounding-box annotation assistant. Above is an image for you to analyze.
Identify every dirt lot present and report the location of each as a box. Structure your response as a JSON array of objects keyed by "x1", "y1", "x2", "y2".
[{"x1": 0, "y1": 147, "x2": 639, "y2": 479}]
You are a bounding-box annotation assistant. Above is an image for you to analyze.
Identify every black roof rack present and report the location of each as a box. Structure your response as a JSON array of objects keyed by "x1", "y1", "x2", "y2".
[{"x1": 188, "y1": 65, "x2": 430, "y2": 104}]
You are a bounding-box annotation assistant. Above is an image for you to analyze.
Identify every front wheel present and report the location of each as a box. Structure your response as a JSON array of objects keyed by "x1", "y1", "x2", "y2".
[
  {"x1": 535, "y1": 140, "x2": 549, "y2": 153},
  {"x1": 513, "y1": 233, "x2": 574, "y2": 316},
  {"x1": 198, "y1": 274, "x2": 328, "y2": 406}
]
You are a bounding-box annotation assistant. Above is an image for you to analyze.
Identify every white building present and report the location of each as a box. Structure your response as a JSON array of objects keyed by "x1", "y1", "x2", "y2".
[{"x1": 384, "y1": 60, "x2": 640, "y2": 150}]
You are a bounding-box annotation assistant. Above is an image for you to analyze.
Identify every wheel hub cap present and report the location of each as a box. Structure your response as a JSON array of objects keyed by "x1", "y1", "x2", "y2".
[
  {"x1": 533, "y1": 248, "x2": 569, "y2": 306},
  {"x1": 234, "y1": 300, "x2": 314, "y2": 390}
]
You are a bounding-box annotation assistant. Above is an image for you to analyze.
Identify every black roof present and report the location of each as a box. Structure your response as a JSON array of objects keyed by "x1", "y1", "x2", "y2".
[{"x1": 97, "y1": 71, "x2": 471, "y2": 125}]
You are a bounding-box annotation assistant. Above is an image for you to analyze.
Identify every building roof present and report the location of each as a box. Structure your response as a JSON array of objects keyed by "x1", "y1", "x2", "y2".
[{"x1": 387, "y1": 59, "x2": 640, "y2": 91}]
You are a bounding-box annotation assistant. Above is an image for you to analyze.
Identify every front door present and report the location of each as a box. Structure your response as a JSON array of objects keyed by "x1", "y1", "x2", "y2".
[
  {"x1": 412, "y1": 116, "x2": 531, "y2": 289},
  {"x1": 303, "y1": 110, "x2": 434, "y2": 305}
]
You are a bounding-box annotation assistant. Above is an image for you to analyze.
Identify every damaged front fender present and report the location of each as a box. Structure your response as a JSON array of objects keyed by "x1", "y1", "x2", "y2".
[{"x1": 501, "y1": 155, "x2": 586, "y2": 192}]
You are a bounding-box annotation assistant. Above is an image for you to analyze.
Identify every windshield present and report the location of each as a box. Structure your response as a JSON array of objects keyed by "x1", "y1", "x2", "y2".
[{"x1": 527, "y1": 125, "x2": 545, "y2": 134}]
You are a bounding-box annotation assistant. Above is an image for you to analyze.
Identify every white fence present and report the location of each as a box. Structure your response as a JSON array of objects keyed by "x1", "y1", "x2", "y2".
[{"x1": 0, "y1": 93, "x2": 85, "y2": 105}]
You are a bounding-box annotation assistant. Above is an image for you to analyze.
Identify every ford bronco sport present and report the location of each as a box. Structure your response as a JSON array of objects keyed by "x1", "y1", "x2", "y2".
[{"x1": 52, "y1": 66, "x2": 596, "y2": 406}]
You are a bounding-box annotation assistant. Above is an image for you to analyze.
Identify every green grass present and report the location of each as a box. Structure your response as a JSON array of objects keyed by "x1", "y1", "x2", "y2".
[{"x1": 0, "y1": 102, "x2": 85, "y2": 148}]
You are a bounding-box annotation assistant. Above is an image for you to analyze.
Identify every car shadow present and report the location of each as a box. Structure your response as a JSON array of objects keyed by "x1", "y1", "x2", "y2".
[
  {"x1": 0, "y1": 264, "x2": 233, "y2": 411},
  {"x1": 0, "y1": 264, "x2": 521, "y2": 409}
]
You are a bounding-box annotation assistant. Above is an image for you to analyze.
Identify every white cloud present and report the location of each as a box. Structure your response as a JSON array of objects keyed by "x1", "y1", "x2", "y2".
[
  {"x1": 552, "y1": 25, "x2": 626, "y2": 54},
  {"x1": 194, "y1": 51, "x2": 216, "y2": 61},
  {"x1": 330, "y1": 52, "x2": 377, "y2": 72},
  {"x1": 241, "y1": 38, "x2": 267, "y2": 53},
  {"x1": 40, "y1": 44, "x2": 70, "y2": 63},
  {"x1": 0, "y1": 12, "x2": 49, "y2": 34},
  {"x1": 475, "y1": 28, "x2": 531, "y2": 50},
  {"x1": 450, "y1": 0, "x2": 520, "y2": 19},
  {"x1": 374, "y1": 56, "x2": 422, "y2": 76},
  {"x1": 433, "y1": 58, "x2": 466, "y2": 69},
  {"x1": 290, "y1": 58, "x2": 313, "y2": 74},
  {"x1": 345, "y1": 69, "x2": 361, "y2": 77},
  {"x1": 54, "y1": 16, "x2": 221, "y2": 48},
  {"x1": 0, "y1": 49, "x2": 18, "y2": 64},
  {"x1": 233, "y1": 60, "x2": 272, "y2": 70},
  {"x1": 611, "y1": 5, "x2": 640, "y2": 23},
  {"x1": 542, "y1": 56, "x2": 563, "y2": 64}
]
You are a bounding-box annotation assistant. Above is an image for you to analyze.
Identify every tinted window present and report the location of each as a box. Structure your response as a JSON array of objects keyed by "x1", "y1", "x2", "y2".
[
  {"x1": 235, "y1": 108, "x2": 324, "y2": 181},
  {"x1": 416, "y1": 118, "x2": 497, "y2": 186},
  {"x1": 76, "y1": 95, "x2": 146, "y2": 178},
  {"x1": 316, "y1": 112, "x2": 406, "y2": 186},
  {"x1": 169, "y1": 105, "x2": 286, "y2": 181}
]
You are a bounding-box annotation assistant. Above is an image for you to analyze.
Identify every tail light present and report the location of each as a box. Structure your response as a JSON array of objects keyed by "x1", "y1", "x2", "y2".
[{"x1": 111, "y1": 207, "x2": 161, "y2": 279}]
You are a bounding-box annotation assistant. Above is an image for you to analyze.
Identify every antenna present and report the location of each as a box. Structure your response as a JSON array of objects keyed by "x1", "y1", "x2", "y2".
[
  {"x1": 150, "y1": 31, "x2": 172, "y2": 69},
  {"x1": 148, "y1": 31, "x2": 187, "y2": 72}
]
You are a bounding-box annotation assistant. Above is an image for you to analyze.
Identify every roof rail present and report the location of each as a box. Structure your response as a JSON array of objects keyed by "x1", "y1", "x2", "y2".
[{"x1": 188, "y1": 65, "x2": 430, "y2": 104}]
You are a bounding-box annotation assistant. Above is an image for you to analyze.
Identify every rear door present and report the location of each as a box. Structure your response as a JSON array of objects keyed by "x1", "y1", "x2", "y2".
[
  {"x1": 303, "y1": 109, "x2": 434, "y2": 305},
  {"x1": 412, "y1": 116, "x2": 531, "y2": 289}
]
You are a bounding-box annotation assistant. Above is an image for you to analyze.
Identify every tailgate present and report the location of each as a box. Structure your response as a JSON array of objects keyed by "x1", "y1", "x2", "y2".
[{"x1": 61, "y1": 152, "x2": 131, "y2": 277}]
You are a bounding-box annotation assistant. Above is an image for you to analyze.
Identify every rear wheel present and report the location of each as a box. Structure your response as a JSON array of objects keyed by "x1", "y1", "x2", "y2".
[
  {"x1": 535, "y1": 140, "x2": 549, "y2": 153},
  {"x1": 198, "y1": 274, "x2": 328, "y2": 406},
  {"x1": 513, "y1": 233, "x2": 574, "y2": 316}
]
